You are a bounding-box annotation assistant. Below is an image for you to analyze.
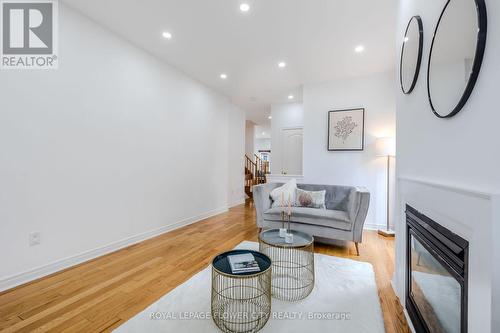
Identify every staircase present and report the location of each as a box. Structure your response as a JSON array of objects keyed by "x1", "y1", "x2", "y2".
[{"x1": 245, "y1": 154, "x2": 269, "y2": 198}]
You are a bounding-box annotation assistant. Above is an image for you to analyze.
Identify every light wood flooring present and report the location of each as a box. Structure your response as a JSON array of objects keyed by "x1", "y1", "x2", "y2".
[{"x1": 0, "y1": 202, "x2": 410, "y2": 332}]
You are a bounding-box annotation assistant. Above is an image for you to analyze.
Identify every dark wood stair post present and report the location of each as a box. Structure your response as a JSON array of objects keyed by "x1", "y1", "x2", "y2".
[{"x1": 244, "y1": 154, "x2": 268, "y2": 199}]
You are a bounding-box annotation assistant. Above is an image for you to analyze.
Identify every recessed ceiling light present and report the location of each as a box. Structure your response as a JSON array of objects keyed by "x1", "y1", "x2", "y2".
[
  {"x1": 220, "y1": 73, "x2": 227, "y2": 79},
  {"x1": 162, "y1": 31, "x2": 172, "y2": 39},
  {"x1": 404, "y1": 37, "x2": 409, "y2": 42},
  {"x1": 262, "y1": 132, "x2": 266, "y2": 136},
  {"x1": 268, "y1": 115, "x2": 272, "y2": 120},
  {"x1": 240, "y1": 3, "x2": 250, "y2": 12},
  {"x1": 288, "y1": 95, "x2": 294, "y2": 99},
  {"x1": 354, "y1": 45, "x2": 365, "y2": 53},
  {"x1": 278, "y1": 61, "x2": 286, "y2": 68}
]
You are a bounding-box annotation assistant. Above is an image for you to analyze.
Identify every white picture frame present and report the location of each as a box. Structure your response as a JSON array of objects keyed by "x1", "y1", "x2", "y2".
[{"x1": 328, "y1": 108, "x2": 365, "y2": 151}]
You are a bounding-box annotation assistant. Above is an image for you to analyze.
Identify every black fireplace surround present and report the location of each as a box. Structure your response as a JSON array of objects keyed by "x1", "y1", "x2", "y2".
[{"x1": 406, "y1": 205, "x2": 469, "y2": 333}]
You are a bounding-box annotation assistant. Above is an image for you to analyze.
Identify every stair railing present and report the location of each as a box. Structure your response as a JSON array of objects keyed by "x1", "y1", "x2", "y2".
[
  {"x1": 245, "y1": 155, "x2": 257, "y2": 189},
  {"x1": 245, "y1": 154, "x2": 267, "y2": 190}
]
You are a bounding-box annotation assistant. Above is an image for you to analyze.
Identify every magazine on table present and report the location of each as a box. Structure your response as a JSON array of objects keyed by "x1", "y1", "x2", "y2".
[{"x1": 227, "y1": 253, "x2": 260, "y2": 274}]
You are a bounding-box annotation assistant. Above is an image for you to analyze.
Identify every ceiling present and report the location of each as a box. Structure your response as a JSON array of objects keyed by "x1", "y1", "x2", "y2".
[{"x1": 62, "y1": 0, "x2": 397, "y2": 126}]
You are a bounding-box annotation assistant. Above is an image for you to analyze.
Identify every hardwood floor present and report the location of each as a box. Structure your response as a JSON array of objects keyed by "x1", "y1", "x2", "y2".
[{"x1": 0, "y1": 202, "x2": 410, "y2": 333}]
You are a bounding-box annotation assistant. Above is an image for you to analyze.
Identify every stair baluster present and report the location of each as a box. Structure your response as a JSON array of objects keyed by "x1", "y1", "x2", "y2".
[{"x1": 244, "y1": 154, "x2": 268, "y2": 199}]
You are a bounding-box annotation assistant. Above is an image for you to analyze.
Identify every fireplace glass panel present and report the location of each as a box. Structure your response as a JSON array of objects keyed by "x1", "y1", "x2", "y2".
[{"x1": 410, "y1": 234, "x2": 461, "y2": 333}]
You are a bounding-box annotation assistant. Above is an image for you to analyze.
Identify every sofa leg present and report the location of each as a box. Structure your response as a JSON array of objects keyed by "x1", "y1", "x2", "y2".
[
  {"x1": 354, "y1": 242, "x2": 360, "y2": 256},
  {"x1": 258, "y1": 227, "x2": 262, "y2": 234}
]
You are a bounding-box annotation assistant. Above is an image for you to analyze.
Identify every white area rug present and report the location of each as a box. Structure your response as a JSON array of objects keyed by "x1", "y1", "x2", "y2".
[{"x1": 115, "y1": 241, "x2": 385, "y2": 333}]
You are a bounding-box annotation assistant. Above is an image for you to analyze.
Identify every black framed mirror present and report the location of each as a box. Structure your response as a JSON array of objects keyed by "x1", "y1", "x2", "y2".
[
  {"x1": 427, "y1": 0, "x2": 487, "y2": 118},
  {"x1": 400, "y1": 16, "x2": 423, "y2": 94}
]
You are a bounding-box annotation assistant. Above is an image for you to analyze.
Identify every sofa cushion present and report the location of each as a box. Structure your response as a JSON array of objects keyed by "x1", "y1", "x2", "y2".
[
  {"x1": 263, "y1": 207, "x2": 352, "y2": 231},
  {"x1": 295, "y1": 188, "x2": 326, "y2": 209},
  {"x1": 296, "y1": 184, "x2": 355, "y2": 211},
  {"x1": 270, "y1": 178, "x2": 297, "y2": 208}
]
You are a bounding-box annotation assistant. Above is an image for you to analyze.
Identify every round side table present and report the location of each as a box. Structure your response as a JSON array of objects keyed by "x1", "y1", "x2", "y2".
[
  {"x1": 259, "y1": 229, "x2": 314, "y2": 302},
  {"x1": 211, "y1": 250, "x2": 272, "y2": 333}
]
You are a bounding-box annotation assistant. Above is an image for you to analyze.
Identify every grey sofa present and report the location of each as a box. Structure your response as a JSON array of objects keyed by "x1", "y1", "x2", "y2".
[{"x1": 252, "y1": 183, "x2": 370, "y2": 255}]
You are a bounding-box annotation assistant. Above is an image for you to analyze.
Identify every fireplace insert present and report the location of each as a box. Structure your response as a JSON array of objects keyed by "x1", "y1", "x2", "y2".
[{"x1": 406, "y1": 205, "x2": 469, "y2": 333}]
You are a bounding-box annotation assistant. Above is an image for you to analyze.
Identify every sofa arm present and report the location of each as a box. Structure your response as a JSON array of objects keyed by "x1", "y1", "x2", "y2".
[
  {"x1": 252, "y1": 183, "x2": 281, "y2": 227},
  {"x1": 348, "y1": 187, "x2": 370, "y2": 243}
]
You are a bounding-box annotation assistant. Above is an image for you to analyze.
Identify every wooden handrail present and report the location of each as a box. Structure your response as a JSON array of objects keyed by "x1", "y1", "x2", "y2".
[
  {"x1": 245, "y1": 155, "x2": 256, "y2": 172},
  {"x1": 245, "y1": 154, "x2": 267, "y2": 190}
]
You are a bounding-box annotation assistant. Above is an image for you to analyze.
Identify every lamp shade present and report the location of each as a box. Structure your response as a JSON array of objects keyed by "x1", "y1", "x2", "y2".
[{"x1": 375, "y1": 137, "x2": 396, "y2": 157}]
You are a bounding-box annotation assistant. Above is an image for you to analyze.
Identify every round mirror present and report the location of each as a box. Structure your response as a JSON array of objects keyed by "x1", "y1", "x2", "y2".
[
  {"x1": 400, "y1": 16, "x2": 423, "y2": 94},
  {"x1": 427, "y1": 0, "x2": 487, "y2": 118}
]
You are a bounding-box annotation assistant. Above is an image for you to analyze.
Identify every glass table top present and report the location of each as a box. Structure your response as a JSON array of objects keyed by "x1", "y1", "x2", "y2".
[{"x1": 259, "y1": 229, "x2": 314, "y2": 247}]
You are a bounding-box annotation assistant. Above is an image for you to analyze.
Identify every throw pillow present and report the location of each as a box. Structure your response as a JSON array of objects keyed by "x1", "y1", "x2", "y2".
[
  {"x1": 295, "y1": 188, "x2": 326, "y2": 209},
  {"x1": 270, "y1": 178, "x2": 297, "y2": 208}
]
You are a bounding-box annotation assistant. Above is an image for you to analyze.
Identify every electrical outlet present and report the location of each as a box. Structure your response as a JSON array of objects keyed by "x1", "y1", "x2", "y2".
[{"x1": 29, "y1": 232, "x2": 41, "y2": 246}]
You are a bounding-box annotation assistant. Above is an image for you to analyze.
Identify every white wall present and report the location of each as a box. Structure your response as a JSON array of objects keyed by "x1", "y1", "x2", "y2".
[
  {"x1": 0, "y1": 4, "x2": 245, "y2": 290},
  {"x1": 245, "y1": 121, "x2": 255, "y2": 158},
  {"x1": 493, "y1": 195, "x2": 500, "y2": 332},
  {"x1": 397, "y1": 0, "x2": 500, "y2": 192},
  {"x1": 303, "y1": 72, "x2": 396, "y2": 228},
  {"x1": 228, "y1": 109, "x2": 246, "y2": 207},
  {"x1": 270, "y1": 103, "x2": 304, "y2": 175},
  {"x1": 254, "y1": 138, "x2": 271, "y2": 154},
  {"x1": 396, "y1": 0, "x2": 500, "y2": 331}
]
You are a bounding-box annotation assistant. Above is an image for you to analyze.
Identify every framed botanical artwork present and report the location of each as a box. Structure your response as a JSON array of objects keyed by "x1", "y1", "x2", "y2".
[{"x1": 328, "y1": 108, "x2": 365, "y2": 151}]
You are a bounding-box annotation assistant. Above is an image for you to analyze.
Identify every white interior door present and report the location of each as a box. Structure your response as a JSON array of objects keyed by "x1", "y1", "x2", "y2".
[{"x1": 281, "y1": 128, "x2": 303, "y2": 175}]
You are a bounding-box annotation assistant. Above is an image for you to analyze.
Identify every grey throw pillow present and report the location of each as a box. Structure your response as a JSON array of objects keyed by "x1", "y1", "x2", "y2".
[{"x1": 295, "y1": 188, "x2": 326, "y2": 209}]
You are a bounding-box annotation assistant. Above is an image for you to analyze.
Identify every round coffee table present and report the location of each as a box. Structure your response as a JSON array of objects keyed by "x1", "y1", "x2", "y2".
[
  {"x1": 259, "y1": 229, "x2": 314, "y2": 301},
  {"x1": 211, "y1": 249, "x2": 272, "y2": 333}
]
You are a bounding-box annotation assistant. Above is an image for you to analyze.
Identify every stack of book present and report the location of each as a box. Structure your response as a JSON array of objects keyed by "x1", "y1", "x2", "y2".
[{"x1": 227, "y1": 253, "x2": 260, "y2": 274}]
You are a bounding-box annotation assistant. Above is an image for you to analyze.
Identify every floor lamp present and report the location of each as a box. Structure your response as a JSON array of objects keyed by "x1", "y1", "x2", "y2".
[{"x1": 376, "y1": 137, "x2": 395, "y2": 237}]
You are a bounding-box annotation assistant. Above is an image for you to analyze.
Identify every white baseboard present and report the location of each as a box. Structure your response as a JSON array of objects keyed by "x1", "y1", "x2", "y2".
[
  {"x1": 228, "y1": 197, "x2": 246, "y2": 208},
  {"x1": 363, "y1": 223, "x2": 386, "y2": 231},
  {"x1": 0, "y1": 206, "x2": 229, "y2": 292}
]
